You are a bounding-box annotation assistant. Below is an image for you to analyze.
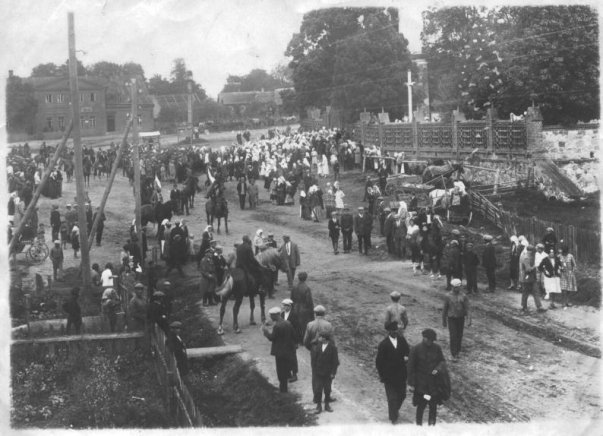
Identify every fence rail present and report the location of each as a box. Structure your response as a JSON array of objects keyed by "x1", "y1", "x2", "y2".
[{"x1": 470, "y1": 191, "x2": 600, "y2": 263}]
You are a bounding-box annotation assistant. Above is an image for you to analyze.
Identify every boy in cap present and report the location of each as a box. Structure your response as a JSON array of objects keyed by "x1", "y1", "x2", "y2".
[
  {"x1": 442, "y1": 279, "x2": 471, "y2": 359},
  {"x1": 408, "y1": 329, "x2": 449, "y2": 426},
  {"x1": 376, "y1": 321, "x2": 410, "y2": 424},
  {"x1": 262, "y1": 306, "x2": 297, "y2": 393},
  {"x1": 311, "y1": 331, "x2": 339, "y2": 413}
]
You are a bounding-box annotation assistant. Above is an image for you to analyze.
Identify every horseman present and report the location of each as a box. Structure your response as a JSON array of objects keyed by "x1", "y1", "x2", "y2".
[{"x1": 236, "y1": 235, "x2": 265, "y2": 291}]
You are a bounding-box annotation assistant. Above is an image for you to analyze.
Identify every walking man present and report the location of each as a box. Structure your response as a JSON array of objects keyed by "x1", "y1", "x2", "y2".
[
  {"x1": 62, "y1": 287, "x2": 82, "y2": 334},
  {"x1": 376, "y1": 321, "x2": 410, "y2": 424},
  {"x1": 327, "y1": 211, "x2": 341, "y2": 254},
  {"x1": 262, "y1": 306, "x2": 297, "y2": 393},
  {"x1": 280, "y1": 235, "x2": 300, "y2": 288},
  {"x1": 281, "y1": 298, "x2": 299, "y2": 382},
  {"x1": 311, "y1": 332, "x2": 339, "y2": 413},
  {"x1": 482, "y1": 235, "x2": 497, "y2": 292},
  {"x1": 340, "y1": 207, "x2": 354, "y2": 253},
  {"x1": 49, "y1": 240, "x2": 64, "y2": 281},
  {"x1": 248, "y1": 178, "x2": 259, "y2": 209},
  {"x1": 50, "y1": 204, "x2": 61, "y2": 242},
  {"x1": 236, "y1": 176, "x2": 248, "y2": 210},
  {"x1": 442, "y1": 279, "x2": 471, "y2": 359},
  {"x1": 521, "y1": 245, "x2": 547, "y2": 313},
  {"x1": 354, "y1": 206, "x2": 371, "y2": 255},
  {"x1": 290, "y1": 272, "x2": 314, "y2": 343},
  {"x1": 463, "y1": 242, "x2": 480, "y2": 294}
]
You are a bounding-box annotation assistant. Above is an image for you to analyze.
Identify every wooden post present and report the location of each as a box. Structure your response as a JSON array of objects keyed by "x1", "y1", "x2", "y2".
[
  {"x1": 131, "y1": 79, "x2": 143, "y2": 271},
  {"x1": 87, "y1": 120, "x2": 133, "y2": 249},
  {"x1": 68, "y1": 12, "x2": 91, "y2": 288},
  {"x1": 8, "y1": 122, "x2": 73, "y2": 254}
]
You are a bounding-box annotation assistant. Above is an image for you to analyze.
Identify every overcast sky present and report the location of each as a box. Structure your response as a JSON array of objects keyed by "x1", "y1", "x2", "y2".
[{"x1": 0, "y1": 0, "x2": 597, "y2": 98}]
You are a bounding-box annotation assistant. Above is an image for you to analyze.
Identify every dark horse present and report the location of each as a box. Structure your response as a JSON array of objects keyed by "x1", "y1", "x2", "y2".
[
  {"x1": 182, "y1": 175, "x2": 200, "y2": 209},
  {"x1": 141, "y1": 201, "x2": 175, "y2": 230},
  {"x1": 214, "y1": 248, "x2": 286, "y2": 334},
  {"x1": 205, "y1": 196, "x2": 229, "y2": 234}
]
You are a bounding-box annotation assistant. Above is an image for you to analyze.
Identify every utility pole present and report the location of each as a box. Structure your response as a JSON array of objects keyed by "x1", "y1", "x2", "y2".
[
  {"x1": 131, "y1": 78, "x2": 143, "y2": 270},
  {"x1": 187, "y1": 70, "x2": 193, "y2": 146},
  {"x1": 68, "y1": 12, "x2": 91, "y2": 288},
  {"x1": 406, "y1": 70, "x2": 414, "y2": 122}
]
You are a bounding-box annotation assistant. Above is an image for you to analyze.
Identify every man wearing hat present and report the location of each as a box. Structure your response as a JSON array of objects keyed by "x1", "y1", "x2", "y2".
[
  {"x1": 262, "y1": 306, "x2": 297, "y2": 393},
  {"x1": 463, "y1": 242, "x2": 480, "y2": 294},
  {"x1": 310, "y1": 331, "x2": 339, "y2": 413},
  {"x1": 442, "y1": 279, "x2": 471, "y2": 359},
  {"x1": 92, "y1": 206, "x2": 106, "y2": 246},
  {"x1": 291, "y1": 272, "x2": 314, "y2": 342},
  {"x1": 62, "y1": 287, "x2": 82, "y2": 334},
  {"x1": 354, "y1": 206, "x2": 372, "y2": 256},
  {"x1": 50, "y1": 204, "x2": 61, "y2": 242},
  {"x1": 408, "y1": 329, "x2": 449, "y2": 426},
  {"x1": 520, "y1": 245, "x2": 546, "y2": 313},
  {"x1": 148, "y1": 289, "x2": 170, "y2": 334},
  {"x1": 279, "y1": 235, "x2": 300, "y2": 287},
  {"x1": 340, "y1": 207, "x2": 354, "y2": 253},
  {"x1": 376, "y1": 321, "x2": 410, "y2": 424},
  {"x1": 281, "y1": 298, "x2": 300, "y2": 382},
  {"x1": 303, "y1": 305, "x2": 334, "y2": 351},
  {"x1": 384, "y1": 291, "x2": 409, "y2": 331},
  {"x1": 482, "y1": 235, "x2": 497, "y2": 292},
  {"x1": 167, "y1": 321, "x2": 189, "y2": 376},
  {"x1": 445, "y1": 239, "x2": 462, "y2": 291},
  {"x1": 49, "y1": 239, "x2": 64, "y2": 281},
  {"x1": 327, "y1": 211, "x2": 341, "y2": 255}
]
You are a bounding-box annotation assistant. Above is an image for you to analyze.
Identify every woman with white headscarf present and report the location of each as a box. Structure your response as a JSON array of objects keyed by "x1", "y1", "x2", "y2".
[{"x1": 253, "y1": 229, "x2": 266, "y2": 254}]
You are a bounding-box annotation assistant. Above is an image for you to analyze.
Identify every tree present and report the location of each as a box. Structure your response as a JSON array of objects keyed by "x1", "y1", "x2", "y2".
[
  {"x1": 148, "y1": 74, "x2": 172, "y2": 95},
  {"x1": 6, "y1": 75, "x2": 38, "y2": 134},
  {"x1": 279, "y1": 89, "x2": 298, "y2": 115},
  {"x1": 270, "y1": 63, "x2": 293, "y2": 87},
  {"x1": 31, "y1": 63, "x2": 60, "y2": 77},
  {"x1": 285, "y1": 7, "x2": 413, "y2": 122},
  {"x1": 122, "y1": 62, "x2": 146, "y2": 80},
  {"x1": 421, "y1": 5, "x2": 599, "y2": 124},
  {"x1": 239, "y1": 69, "x2": 279, "y2": 92}
]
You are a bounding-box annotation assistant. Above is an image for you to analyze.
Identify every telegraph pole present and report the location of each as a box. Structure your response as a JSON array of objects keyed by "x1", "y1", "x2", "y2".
[
  {"x1": 406, "y1": 70, "x2": 414, "y2": 122},
  {"x1": 131, "y1": 78, "x2": 143, "y2": 269},
  {"x1": 68, "y1": 12, "x2": 91, "y2": 288}
]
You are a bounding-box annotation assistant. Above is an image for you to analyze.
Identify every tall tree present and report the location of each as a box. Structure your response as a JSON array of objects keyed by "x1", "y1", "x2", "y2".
[
  {"x1": 168, "y1": 58, "x2": 207, "y2": 99},
  {"x1": 6, "y1": 75, "x2": 38, "y2": 134},
  {"x1": 31, "y1": 63, "x2": 60, "y2": 77}
]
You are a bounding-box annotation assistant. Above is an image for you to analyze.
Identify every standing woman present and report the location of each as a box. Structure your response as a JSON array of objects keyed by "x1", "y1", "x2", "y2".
[
  {"x1": 253, "y1": 229, "x2": 265, "y2": 254},
  {"x1": 334, "y1": 185, "x2": 345, "y2": 213},
  {"x1": 558, "y1": 245, "x2": 577, "y2": 308},
  {"x1": 539, "y1": 249, "x2": 562, "y2": 308}
]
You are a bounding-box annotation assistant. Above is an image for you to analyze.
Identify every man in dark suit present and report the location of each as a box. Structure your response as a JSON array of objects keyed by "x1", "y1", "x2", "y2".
[
  {"x1": 50, "y1": 204, "x2": 61, "y2": 242},
  {"x1": 281, "y1": 298, "x2": 300, "y2": 382},
  {"x1": 327, "y1": 211, "x2": 341, "y2": 254},
  {"x1": 340, "y1": 207, "x2": 354, "y2": 253},
  {"x1": 166, "y1": 321, "x2": 189, "y2": 376},
  {"x1": 279, "y1": 235, "x2": 300, "y2": 287},
  {"x1": 311, "y1": 331, "x2": 339, "y2": 413},
  {"x1": 376, "y1": 321, "x2": 410, "y2": 424},
  {"x1": 262, "y1": 306, "x2": 297, "y2": 393},
  {"x1": 482, "y1": 234, "x2": 497, "y2": 292},
  {"x1": 354, "y1": 206, "x2": 372, "y2": 255}
]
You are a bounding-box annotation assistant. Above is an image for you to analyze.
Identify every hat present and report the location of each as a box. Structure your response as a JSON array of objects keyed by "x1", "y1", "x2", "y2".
[
  {"x1": 318, "y1": 331, "x2": 332, "y2": 340},
  {"x1": 536, "y1": 243, "x2": 545, "y2": 249},
  {"x1": 268, "y1": 307, "x2": 281, "y2": 315},
  {"x1": 134, "y1": 282, "x2": 144, "y2": 289},
  {"x1": 390, "y1": 291, "x2": 401, "y2": 299},
  {"x1": 281, "y1": 298, "x2": 293, "y2": 305},
  {"x1": 283, "y1": 234, "x2": 290, "y2": 239},
  {"x1": 54, "y1": 240, "x2": 61, "y2": 244},
  {"x1": 66, "y1": 203, "x2": 72, "y2": 207},
  {"x1": 451, "y1": 229, "x2": 461, "y2": 236},
  {"x1": 384, "y1": 207, "x2": 391, "y2": 212},
  {"x1": 385, "y1": 321, "x2": 399, "y2": 331},
  {"x1": 546, "y1": 227, "x2": 554, "y2": 232},
  {"x1": 170, "y1": 321, "x2": 182, "y2": 328},
  {"x1": 451, "y1": 278, "x2": 462, "y2": 287},
  {"x1": 422, "y1": 328, "x2": 437, "y2": 341},
  {"x1": 450, "y1": 240, "x2": 459, "y2": 246},
  {"x1": 466, "y1": 242, "x2": 474, "y2": 248},
  {"x1": 483, "y1": 234, "x2": 493, "y2": 242},
  {"x1": 313, "y1": 305, "x2": 326, "y2": 314},
  {"x1": 268, "y1": 233, "x2": 274, "y2": 237},
  {"x1": 163, "y1": 280, "x2": 172, "y2": 286},
  {"x1": 358, "y1": 206, "x2": 364, "y2": 210}
]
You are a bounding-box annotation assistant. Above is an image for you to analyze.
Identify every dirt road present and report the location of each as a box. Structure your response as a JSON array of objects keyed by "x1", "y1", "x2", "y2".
[{"x1": 18, "y1": 132, "x2": 601, "y2": 427}]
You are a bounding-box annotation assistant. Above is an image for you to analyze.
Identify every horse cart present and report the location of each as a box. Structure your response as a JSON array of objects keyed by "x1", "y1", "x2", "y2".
[
  {"x1": 9, "y1": 226, "x2": 49, "y2": 263},
  {"x1": 384, "y1": 174, "x2": 423, "y2": 197}
]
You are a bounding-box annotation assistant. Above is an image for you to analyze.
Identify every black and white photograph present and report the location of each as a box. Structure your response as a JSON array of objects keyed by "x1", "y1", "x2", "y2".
[{"x1": 1, "y1": 0, "x2": 601, "y2": 434}]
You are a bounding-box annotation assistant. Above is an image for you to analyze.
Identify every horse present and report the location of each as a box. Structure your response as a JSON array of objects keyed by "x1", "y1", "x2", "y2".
[
  {"x1": 141, "y1": 201, "x2": 174, "y2": 230},
  {"x1": 422, "y1": 161, "x2": 463, "y2": 186},
  {"x1": 205, "y1": 196, "x2": 229, "y2": 234},
  {"x1": 214, "y1": 247, "x2": 287, "y2": 335},
  {"x1": 182, "y1": 175, "x2": 200, "y2": 209}
]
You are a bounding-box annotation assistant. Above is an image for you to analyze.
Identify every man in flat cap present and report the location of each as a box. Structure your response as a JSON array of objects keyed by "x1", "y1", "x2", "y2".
[
  {"x1": 463, "y1": 242, "x2": 480, "y2": 294},
  {"x1": 262, "y1": 306, "x2": 297, "y2": 393},
  {"x1": 281, "y1": 298, "x2": 300, "y2": 382},
  {"x1": 49, "y1": 240, "x2": 64, "y2": 281},
  {"x1": 376, "y1": 321, "x2": 410, "y2": 424},
  {"x1": 520, "y1": 245, "x2": 546, "y2": 313},
  {"x1": 442, "y1": 279, "x2": 471, "y2": 359},
  {"x1": 291, "y1": 272, "x2": 314, "y2": 343},
  {"x1": 354, "y1": 206, "x2": 372, "y2": 255},
  {"x1": 167, "y1": 321, "x2": 189, "y2": 376},
  {"x1": 128, "y1": 283, "x2": 148, "y2": 332},
  {"x1": 482, "y1": 235, "x2": 497, "y2": 292},
  {"x1": 303, "y1": 305, "x2": 335, "y2": 351},
  {"x1": 340, "y1": 207, "x2": 354, "y2": 253},
  {"x1": 279, "y1": 235, "x2": 300, "y2": 288},
  {"x1": 408, "y1": 329, "x2": 449, "y2": 426},
  {"x1": 311, "y1": 331, "x2": 339, "y2": 414},
  {"x1": 384, "y1": 291, "x2": 409, "y2": 331}
]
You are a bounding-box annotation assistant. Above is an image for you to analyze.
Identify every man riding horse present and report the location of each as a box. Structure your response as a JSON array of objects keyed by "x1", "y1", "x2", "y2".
[{"x1": 236, "y1": 235, "x2": 264, "y2": 291}]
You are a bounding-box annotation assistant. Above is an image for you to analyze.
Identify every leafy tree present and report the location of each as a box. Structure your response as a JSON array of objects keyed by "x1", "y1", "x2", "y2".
[
  {"x1": 147, "y1": 74, "x2": 172, "y2": 95},
  {"x1": 31, "y1": 63, "x2": 60, "y2": 77},
  {"x1": 239, "y1": 69, "x2": 279, "y2": 92},
  {"x1": 6, "y1": 75, "x2": 38, "y2": 134},
  {"x1": 270, "y1": 63, "x2": 293, "y2": 87},
  {"x1": 279, "y1": 88, "x2": 298, "y2": 115},
  {"x1": 285, "y1": 7, "x2": 413, "y2": 122},
  {"x1": 122, "y1": 62, "x2": 146, "y2": 80}
]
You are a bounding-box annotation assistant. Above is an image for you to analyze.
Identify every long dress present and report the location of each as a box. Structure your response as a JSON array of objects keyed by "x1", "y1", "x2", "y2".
[
  {"x1": 559, "y1": 253, "x2": 577, "y2": 292},
  {"x1": 541, "y1": 257, "x2": 561, "y2": 295}
]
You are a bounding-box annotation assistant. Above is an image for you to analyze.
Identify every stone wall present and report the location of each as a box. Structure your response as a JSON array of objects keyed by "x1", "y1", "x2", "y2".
[{"x1": 541, "y1": 125, "x2": 599, "y2": 160}]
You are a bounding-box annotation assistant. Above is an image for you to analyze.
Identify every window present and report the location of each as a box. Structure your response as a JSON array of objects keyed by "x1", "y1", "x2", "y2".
[
  {"x1": 45, "y1": 94, "x2": 52, "y2": 103},
  {"x1": 89, "y1": 116, "x2": 96, "y2": 128},
  {"x1": 46, "y1": 117, "x2": 53, "y2": 130},
  {"x1": 80, "y1": 116, "x2": 86, "y2": 129},
  {"x1": 80, "y1": 93, "x2": 85, "y2": 103},
  {"x1": 90, "y1": 92, "x2": 96, "y2": 102},
  {"x1": 137, "y1": 115, "x2": 142, "y2": 125},
  {"x1": 57, "y1": 94, "x2": 65, "y2": 103},
  {"x1": 58, "y1": 116, "x2": 65, "y2": 130}
]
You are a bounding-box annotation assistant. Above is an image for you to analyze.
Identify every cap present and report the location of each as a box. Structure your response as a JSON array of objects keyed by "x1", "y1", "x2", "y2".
[
  {"x1": 385, "y1": 321, "x2": 398, "y2": 331},
  {"x1": 451, "y1": 278, "x2": 462, "y2": 287},
  {"x1": 483, "y1": 234, "x2": 493, "y2": 242},
  {"x1": 313, "y1": 305, "x2": 326, "y2": 314},
  {"x1": 390, "y1": 291, "x2": 401, "y2": 299},
  {"x1": 283, "y1": 234, "x2": 290, "y2": 239},
  {"x1": 54, "y1": 240, "x2": 61, "y2": 244},
  {"x1": 162, "y1": 280, "x2": 172, "y2": 287},
  {"x1": 422, "y1": 328, "x2": 437, "y2": 341},
  {"x1": 466, "y1": 242, "x2": 474, "y2": 248},
  {"x1": 134, "y1": 282, "x2": 144, "y2": 289},
  {"x1": 281, "y1": 298, "x2": 293, "y2": 305},
  {"x1": 268, "y1": 233, "x2": 274, "y2": 237},
  {"x1": 169, "y1": 321, "x2": 182, "y2": 328},
  {"x1": 358, "y1": 206, "x2": 364, "y2": 210},
  {"x1": 450, "y1": 240, "x2": 459, "y2": 246},
  {"x1": 268, "y1": 307, "x2": 281, "y2": 315},
  {"x1": 546, "y1": 227, "x2": 554, "y2": 232},
  {"x1": 66, "y1": 203, "x2": 72, "y2": 207},
  {"x1": 451, "y1": 229, "x2": 461, "y2": 236},
  {"x1": 384, "y1": 207, "x2": 391, "y2": 212}
]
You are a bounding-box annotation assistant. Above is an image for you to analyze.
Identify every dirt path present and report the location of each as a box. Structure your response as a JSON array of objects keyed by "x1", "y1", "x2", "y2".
[{"x1": 17, "y1": 135, "x2": 601, "y2": 426}]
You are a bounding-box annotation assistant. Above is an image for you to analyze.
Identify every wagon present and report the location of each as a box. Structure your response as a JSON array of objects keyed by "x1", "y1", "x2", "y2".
[
  {"x1": 384, "y1": 174, "x2": 422, "y2": 197},
  {"x1": 388, "y1": 181, "x2": 434, "y2": 212}
]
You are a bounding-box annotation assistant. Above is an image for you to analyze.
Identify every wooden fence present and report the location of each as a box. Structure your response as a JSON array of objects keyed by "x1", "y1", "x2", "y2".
[
  {"x1": 149, "y1": 324, "x2": 202, "y2": 427},
  {"x1": 12, "y1": 332, "x2": 146, "y2": 357},
  {"x1": 470, "y1": 191, "x2": 600, "y2": 263}
]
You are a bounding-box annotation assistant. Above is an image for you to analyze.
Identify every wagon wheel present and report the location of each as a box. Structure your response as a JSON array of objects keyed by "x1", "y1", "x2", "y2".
[
  {"x1": 28, "y1": 243, "x2": 49, "y2": 263},
  {"x1": 384, "y1": 182, "x2": 396, "y2": 197}
]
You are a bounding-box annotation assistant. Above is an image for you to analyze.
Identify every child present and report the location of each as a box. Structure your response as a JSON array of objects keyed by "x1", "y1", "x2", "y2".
[{"x1": 310, "y1": 332, "x2": 339, "y2": 413}]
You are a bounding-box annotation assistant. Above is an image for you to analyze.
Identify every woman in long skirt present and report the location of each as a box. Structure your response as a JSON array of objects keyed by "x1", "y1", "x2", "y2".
[
  {"x1": 558, "y1": 245, "x2": 577, "y2": 308},
  {"x1": 539, "y1": 249, "x2": 562, "y2": 309}
]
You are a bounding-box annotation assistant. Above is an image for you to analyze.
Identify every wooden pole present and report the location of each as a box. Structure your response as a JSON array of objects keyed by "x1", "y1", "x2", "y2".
[
  {"x1": 68, "y1": 12, "x2": 91, "y2": 288},
  {"x1": 8, "y1": 121, "x2": 73, "y2": 254},
  {"x1": 131, "y1": 78, "x2": 143, "y2": 270},
  {"x1": 87, "y1": 120, "x2": 133, "y2": 250}
]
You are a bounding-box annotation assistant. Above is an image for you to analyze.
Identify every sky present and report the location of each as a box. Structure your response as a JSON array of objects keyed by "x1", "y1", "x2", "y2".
[{"x1": 0, "y1": 0, "x2": 427, "y2": 98}]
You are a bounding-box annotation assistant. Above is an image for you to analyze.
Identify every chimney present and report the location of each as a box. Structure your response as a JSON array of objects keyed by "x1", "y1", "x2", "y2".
[{"x1": 9, "y1": 70, "x2": 13, "y2": 78}]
